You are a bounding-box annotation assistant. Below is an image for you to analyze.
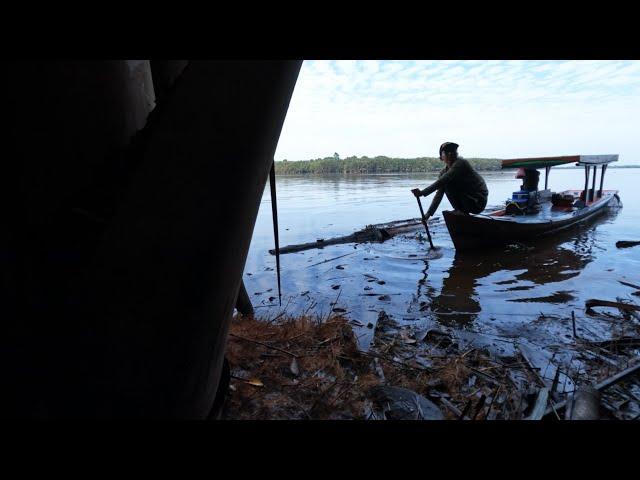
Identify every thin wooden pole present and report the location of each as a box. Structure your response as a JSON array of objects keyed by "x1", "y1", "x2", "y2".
[
  {"x1": 583, "y1": 166, "x2": 590, "y2": 203},
  {"x1": 545, "y1": 166, "x2": 550, "y2": 190},
  {"x1": 599, "y1": 164, "x2": 607, "y2": 197},
  {"x1": 269, "y1": 161, "x2": 282, "y2": 306}
]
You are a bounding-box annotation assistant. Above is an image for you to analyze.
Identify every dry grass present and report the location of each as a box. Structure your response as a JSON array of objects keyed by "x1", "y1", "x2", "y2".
[
  {"x1": 222, "y1": 313, "x2": 512, "y2": 420},
  {"x1": 224, "y1": 314, "x2": 374, "y2": 419}
]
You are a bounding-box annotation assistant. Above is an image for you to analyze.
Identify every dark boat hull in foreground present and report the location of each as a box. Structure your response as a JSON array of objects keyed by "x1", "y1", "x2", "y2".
[{"x1": 443, "y1": 190, "x2": 621, "y2": 250}]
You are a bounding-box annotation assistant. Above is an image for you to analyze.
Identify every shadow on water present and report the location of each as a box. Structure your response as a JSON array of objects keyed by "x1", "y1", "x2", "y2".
[{"x1": 423, "y1": 208, "x2": 621, "y2": 328}]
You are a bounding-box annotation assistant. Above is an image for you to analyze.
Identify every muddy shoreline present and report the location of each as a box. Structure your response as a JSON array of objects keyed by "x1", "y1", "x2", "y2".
[{"x1": 222, "y1": 300, "x2": 640, "y2": 420}]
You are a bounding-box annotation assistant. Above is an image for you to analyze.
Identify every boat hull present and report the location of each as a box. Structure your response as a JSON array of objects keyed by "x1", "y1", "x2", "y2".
[{"x1": 443, "y1": 191, "x2": 619, "y2": 250}]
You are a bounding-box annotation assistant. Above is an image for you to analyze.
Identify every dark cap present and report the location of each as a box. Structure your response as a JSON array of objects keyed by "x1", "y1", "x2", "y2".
[{"x1": 439, "y1": 142, "x2": 459, "y2": 155}]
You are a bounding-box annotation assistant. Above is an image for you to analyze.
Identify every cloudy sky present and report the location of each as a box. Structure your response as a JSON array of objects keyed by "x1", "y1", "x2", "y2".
[{"x1": 275, "y1": 60, "x2": 640, "y2": 164}]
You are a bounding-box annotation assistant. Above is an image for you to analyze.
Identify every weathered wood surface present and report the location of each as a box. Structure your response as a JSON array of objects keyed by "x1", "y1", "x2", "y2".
[
  {"x1": 527, "y1": 388, "x2": 549, "y2": 420},
  {"x1": 269, "y1": 217, "x2": 441, "y2": 255},
  {"x1": 543, "y1": 361, "x2": 640, "y2": 418}
]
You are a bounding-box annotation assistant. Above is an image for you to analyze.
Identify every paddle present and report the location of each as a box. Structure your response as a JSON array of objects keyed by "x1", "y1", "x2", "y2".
[{"x1": 413, "y1": 192, "x2": 435, "y2": 249}]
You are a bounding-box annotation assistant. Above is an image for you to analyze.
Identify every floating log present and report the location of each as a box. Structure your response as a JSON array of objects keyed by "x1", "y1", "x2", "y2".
[
  {"x1": 270, "y1": 217, "x2": 441, "y2": 255},
  {"x1": 616, "y1": 241, "x2": 640, "y2": 249}
]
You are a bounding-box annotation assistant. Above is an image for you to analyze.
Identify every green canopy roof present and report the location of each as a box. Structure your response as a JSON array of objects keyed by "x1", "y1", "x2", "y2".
[
  {"x1": 501, "y1": 156, "x2": 579, "y2": 169},
  {"x1": 502, "y1": 155, "x2": 618, "y2": 169}
]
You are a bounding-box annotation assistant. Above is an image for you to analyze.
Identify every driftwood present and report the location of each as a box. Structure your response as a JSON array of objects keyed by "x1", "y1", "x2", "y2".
[
  {"x1": 527, "y1": 388, "x2": 549, "y2": 420},
  {"x1": 616, "y1": 241, "x2": 640, "y2": 249},
  {"x1": 594, "y1": 362, "x2": 640, "y2": 391},
  {"x1": 585, "y1": 336, "x2": 640, "y2": 350},
  {"x1": 585, "y1": 299, "x2": 640, "y2": 314},
  {"x1": 619, "y1": 280, "x2": 640, "y2": 291},
  {"x1": 270, "y1": 217, "x2": 440, "y2": 255},
  {"x1": 518, "y1": 344, "x2": 547, "y2": 387},
  {"x1": 440, "y1": 397, "x2": 467, "y2": 419},
  {"x1": 543, "y1": 361, "x2": 640, "y2": 418}
]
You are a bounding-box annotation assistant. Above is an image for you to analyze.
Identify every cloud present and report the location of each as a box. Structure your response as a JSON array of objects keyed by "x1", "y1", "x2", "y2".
[{"x1": 276, "y1": 60, "x2": 640, "y2": 163}]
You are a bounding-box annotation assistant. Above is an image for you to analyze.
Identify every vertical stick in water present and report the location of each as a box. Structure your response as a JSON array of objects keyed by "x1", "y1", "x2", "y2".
[{"x1": 269, "y1": 161, "x2": 282, "y2": 306}]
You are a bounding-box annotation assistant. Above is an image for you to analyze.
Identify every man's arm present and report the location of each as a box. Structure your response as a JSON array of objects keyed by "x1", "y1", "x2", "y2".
[
  {"x1": 426, "y1": 188, "x2": 445, "y2": 217},
  {"x1": 420, "y1": 161, "x2": 464, "y2": 197}
]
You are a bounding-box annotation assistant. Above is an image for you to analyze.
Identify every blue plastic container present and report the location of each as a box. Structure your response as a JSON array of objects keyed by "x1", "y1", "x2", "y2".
[{"x1": 511, "y1": 190, "x2": 530, "y2": 205}]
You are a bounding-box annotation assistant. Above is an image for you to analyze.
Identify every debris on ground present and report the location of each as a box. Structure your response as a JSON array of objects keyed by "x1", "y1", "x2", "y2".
[
  {"x1": 365, "y1": 386, "x2": 445, "y2": 420},
  {"x1": 223, "y1": 297, "x2": 640, "y2": 420}
]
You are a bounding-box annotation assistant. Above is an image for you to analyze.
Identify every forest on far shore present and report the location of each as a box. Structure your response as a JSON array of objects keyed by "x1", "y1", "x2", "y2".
[{"x1": 274, "y1": 154, "x2": 503, "y2": 175}]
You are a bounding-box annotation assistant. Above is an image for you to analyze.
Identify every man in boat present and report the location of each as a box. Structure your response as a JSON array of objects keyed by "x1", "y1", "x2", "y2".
[{"x1": 411, "y1": 142, "x2": 488, "y2": 219}]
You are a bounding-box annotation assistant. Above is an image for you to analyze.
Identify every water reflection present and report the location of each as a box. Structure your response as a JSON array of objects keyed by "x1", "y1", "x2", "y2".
[
  {"x1": 248, "y1": 169, "x2": 636, "y2": 346},
  {"x1": 425, "y1": 209, "x2": 619, "y2": 326}
]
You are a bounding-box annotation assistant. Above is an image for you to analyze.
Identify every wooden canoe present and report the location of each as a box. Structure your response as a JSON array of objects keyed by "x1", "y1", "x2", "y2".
[{"x1": 443, "y1": 190, "x2": 620, "y2": 251}]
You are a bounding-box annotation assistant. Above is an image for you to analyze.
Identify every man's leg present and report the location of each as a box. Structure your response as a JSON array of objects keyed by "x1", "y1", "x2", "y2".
[
  {"x1": 445, "y1": 192, "x2": 462, "y2": 212},
  {"x1": 446, "y1": 191, "x2": 473, "y2": 214}
]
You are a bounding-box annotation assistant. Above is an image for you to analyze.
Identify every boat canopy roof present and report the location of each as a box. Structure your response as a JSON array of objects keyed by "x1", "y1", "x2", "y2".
[
  {"x1": 501, "y1": 155, "x2": 618, "y2": 169},
  {"x1": 575, "y1": 154, "x2": 618, "y2": 166}
]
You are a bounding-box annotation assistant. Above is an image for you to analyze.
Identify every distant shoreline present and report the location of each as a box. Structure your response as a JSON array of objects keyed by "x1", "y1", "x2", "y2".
[
  {"x1": 274, "y1": 168, "x2": 640, "y2": 177},
  {"x1": 274, "y1": 156, "x2": 502, "y2": 175},
  {"x1": 275, "y1": 170, "x2": 506, "y2": 176},
  {"x1": 274, "y1": 156, "x2": 638, "y2": 175}
]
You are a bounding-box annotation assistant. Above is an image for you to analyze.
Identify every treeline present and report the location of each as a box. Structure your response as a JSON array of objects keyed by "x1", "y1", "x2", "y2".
[{"x1": 274, "y1": 156, "x2": 503, "y2": 175}]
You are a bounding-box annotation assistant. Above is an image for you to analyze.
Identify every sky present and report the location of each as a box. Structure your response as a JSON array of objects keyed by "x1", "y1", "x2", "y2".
[{"x1": 275, "y1": 60, "x2": 640, "y2": 164}]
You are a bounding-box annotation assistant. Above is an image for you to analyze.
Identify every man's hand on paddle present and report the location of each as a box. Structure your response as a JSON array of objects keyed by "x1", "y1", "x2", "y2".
[{"x1": 411, "y1": 188, "x2": 422, "y2": 198}]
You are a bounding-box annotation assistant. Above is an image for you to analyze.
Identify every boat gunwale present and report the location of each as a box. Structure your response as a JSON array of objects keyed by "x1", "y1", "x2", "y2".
[
  {"x1": 470, "y1": 190, "x2": 618, "y2": 225},
  {"x1": 443, "y1": 190, "x2": 620, "y2": 250}
]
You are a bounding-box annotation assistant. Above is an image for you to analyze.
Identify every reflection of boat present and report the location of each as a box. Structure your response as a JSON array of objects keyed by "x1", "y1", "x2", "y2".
[
  {"x1": 429, "y1": 246, "x2": 589, "y2": 322},
  {"x1": 426, "y1": 212, "x2": 619, "y2": 324},
  {"x1": 444, "y1": 155, "x2": 622, "y2": 250}
]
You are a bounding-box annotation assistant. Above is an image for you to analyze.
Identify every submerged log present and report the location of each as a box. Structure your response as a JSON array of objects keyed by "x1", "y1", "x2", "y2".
[
  {"x1": 270, "y1": 217, "x2": 440, "y2": 254},
  {"x1": 585, "y1": 299, "x2": 640, "y2": 314},
  {"x1": 619, "y1": 280, "x2": 640, "y2": 290}
]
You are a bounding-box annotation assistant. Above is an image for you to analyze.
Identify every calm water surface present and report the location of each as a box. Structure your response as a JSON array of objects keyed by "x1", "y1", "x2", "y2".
[{"x1": 243, "y1": 168, "x2": 640, "y2": 351}]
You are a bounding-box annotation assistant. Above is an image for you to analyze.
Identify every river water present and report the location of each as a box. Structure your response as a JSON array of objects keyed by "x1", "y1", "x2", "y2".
[{"x1": 243, "y1": 168, "x2": 640, "y2": 352}]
